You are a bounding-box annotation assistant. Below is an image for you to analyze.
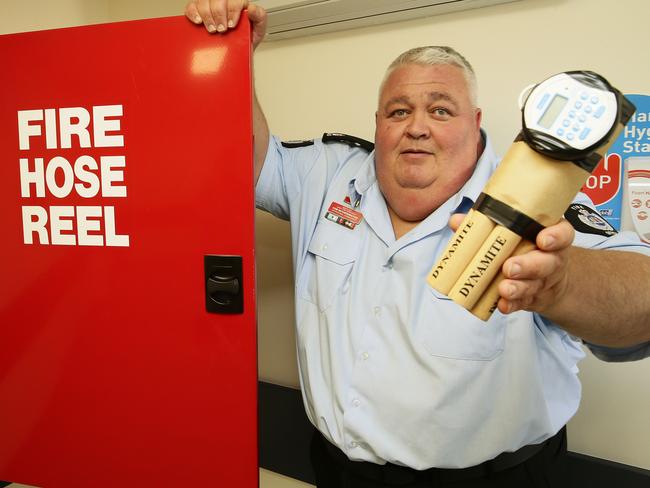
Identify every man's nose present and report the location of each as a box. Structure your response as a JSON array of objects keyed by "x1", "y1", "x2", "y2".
[{"x1": 406, "y1": 112, "x2": 430, "y2": 139}]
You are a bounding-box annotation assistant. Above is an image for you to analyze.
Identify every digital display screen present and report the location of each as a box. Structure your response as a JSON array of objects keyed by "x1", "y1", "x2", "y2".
[{"x1": 538, "y1": 94, "x2": 569, "y2": 129}]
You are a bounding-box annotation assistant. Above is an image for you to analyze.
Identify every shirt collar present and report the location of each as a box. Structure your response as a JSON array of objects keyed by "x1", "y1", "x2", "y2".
[{"x1": 350, "y1": 150, "x2": 376, "y2": 197}]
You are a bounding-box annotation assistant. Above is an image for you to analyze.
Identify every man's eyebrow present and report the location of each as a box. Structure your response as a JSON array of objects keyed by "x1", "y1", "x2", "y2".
[
  {"x1": 384, "y1": 92, "x2": 459, "y2": 109},
  {"x1": 428, "y1": 91, "x2": 458, "y2": 108},
  {"x1": 385, "y1": 95, "x2": 412, "y2": 107}
]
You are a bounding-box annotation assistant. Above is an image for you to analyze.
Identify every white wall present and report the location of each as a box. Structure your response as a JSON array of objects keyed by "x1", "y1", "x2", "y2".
[
  {"x1": 0, "y1": 0, "x2": 108, "y2": 34},
  {"x1": 3, "y1": 0, "x2": 650, "y2": 471},
  {"x1": 106, "y1": 0, "x2": 181, "y2": 22}
]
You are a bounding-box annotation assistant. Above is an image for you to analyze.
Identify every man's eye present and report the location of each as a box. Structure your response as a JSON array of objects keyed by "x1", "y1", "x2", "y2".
[
  {"x1": 432, "y1": 108, "x2": 451, "y2": 118},
  {"x1": 390, "y1": 109, "x2": 409, "y2": 118}
]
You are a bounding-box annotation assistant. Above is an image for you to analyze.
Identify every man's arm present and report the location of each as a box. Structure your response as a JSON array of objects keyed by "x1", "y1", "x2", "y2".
[
  {"x1": 185, "y1": 0, "x2": 269, "y2": 184},
  {"x1": 498, "y1": 220, "x2": 650, "y2": 348},
  {"x1": 251, "y1": 90, "x2": 270, "y2": 185}
]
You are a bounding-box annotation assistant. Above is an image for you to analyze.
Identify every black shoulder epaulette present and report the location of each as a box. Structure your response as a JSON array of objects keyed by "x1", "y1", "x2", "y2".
[
  {"x1": 281, "y1": 139, "x2": 315, "y2": 148},
  {"x1": 322, "y1": 133, "x2": 374, "y2": 152}
]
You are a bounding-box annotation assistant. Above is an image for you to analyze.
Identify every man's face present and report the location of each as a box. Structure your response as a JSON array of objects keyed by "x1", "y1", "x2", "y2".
[{"x1": 374, "y1": 63, "x2": 482, "y2": 221}]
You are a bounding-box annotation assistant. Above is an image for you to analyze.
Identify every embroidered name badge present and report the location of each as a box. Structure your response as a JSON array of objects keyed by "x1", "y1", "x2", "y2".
[{"x1": 325, "y1": 201, "x2": 363, "y2": 230}]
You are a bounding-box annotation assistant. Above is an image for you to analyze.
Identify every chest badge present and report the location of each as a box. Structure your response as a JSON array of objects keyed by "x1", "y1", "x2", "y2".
[{"x1": 325, "y1": 201, "x2": 363, "y2": 230}]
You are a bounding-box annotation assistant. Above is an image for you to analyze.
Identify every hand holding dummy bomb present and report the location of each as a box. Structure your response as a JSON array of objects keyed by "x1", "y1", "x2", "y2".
[{"x1": 427, "y1": 71, "x2": 636, "y2": 321}]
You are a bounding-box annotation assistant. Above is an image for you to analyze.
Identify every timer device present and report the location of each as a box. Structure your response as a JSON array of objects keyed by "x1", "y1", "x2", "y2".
[{"x1": 427, "y1": 71, "x2": 635, "y2": 321}]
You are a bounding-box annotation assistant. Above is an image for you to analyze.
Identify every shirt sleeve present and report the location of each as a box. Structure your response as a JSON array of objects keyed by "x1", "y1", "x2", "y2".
[
  {"x1": 565, "y1": 192, "x2": 650, "y2": 361},
  {"x1": 255, "y1": 136, "x2": 322, "y2": 221},
  {"x1": 255, "y1": 135, "x2": 370, "y2": 223},
  {"x1": 586, "y1": 342, "x2": 650, "y2": 362}
]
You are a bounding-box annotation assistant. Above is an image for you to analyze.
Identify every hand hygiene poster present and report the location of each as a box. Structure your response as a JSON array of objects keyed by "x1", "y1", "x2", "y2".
[{"x1": 581, "y1": 94, "x2": 650, "y2": 242}]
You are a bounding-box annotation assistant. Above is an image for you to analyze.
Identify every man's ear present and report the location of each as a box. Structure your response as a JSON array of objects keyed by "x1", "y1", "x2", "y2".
[
  {"x1": 474, "y1": 108, "x2": 482, "y2": 130},
  {"x1": 474, "y1": 108, "x2": 484, "y2": 156}
]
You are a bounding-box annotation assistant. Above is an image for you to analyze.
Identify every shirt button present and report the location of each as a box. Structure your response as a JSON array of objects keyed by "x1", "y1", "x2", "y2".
[
  {"x1": 349, "y1": 441, "x2": 358, "y2": 448},
  {"x1": 373, "y1": 306, "x2": 381, "y2": 316},
  {"x1": 361, "y1": 352, "x2": 369, "y2": 360},
  {"x1": 322, "y1": 244, "x2": 328, "y2": 251},
  {"x1": 352, "y1": 398, "x2": 361, "y2": 407}
]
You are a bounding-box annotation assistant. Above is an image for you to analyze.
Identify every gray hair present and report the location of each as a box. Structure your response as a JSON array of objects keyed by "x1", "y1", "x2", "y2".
[{"x1": 379, "y1": 46, "x2": 478, "y2": 107}]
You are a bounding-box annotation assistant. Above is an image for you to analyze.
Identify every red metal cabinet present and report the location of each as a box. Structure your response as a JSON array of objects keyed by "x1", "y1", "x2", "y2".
[{"x1": 0, "y1": 15, "x2": 257, "y2": 488}]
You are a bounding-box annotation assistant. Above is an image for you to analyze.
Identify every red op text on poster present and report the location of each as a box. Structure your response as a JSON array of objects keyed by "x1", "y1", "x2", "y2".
[{"x1": 581, "y1": 153, "x2": 621, "y2": 213}]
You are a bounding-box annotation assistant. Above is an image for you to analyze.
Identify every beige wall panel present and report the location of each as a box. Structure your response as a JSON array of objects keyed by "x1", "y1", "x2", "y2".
[
  {"x1": 0, "y1": 0, "x2": 108, "y2": 34},
  {"x1": 260, "y1": 468, "x2": 314, "y2": 488},
  {"x1": 107, "y1": 0, "x2": 181, "y2": 21}
]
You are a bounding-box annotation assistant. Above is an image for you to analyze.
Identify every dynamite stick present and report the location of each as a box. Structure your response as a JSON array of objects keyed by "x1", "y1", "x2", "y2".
[
  {"x1": 427, "y1": 70, "x2": 636, "y2": 320},
  {"x1": 426, "y1": 209, "x2": 495, "y2": 294},
  {"x1": 447, "y1": 225, "x2": 521, "y2": 310},
  {"x1": 470, "y1": 240, "x2": 537, "y2": 320}
]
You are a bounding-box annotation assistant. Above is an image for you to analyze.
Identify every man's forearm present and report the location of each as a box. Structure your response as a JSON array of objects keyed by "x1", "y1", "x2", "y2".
[{"x1": 542, "y1": 247, "x2": 650, "y2": 347}]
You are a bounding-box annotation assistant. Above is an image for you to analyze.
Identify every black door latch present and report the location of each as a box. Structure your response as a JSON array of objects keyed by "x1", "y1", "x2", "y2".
[{"x1": 204, "y1": 255, "x2": 243, "y2": 314}]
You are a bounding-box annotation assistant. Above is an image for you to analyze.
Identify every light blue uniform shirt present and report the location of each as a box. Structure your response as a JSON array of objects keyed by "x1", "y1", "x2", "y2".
[{"x1": 255, "y1": 132, "x2": 650, "y2": 470}]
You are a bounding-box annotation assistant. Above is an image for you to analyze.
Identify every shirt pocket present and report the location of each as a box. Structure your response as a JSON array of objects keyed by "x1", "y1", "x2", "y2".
[
  {"x1": 299, "y1": 222, "x2": 359, "y2": 312},
  {"x1": 415, "y1": 287, "x2": 506, "y2": 361}
]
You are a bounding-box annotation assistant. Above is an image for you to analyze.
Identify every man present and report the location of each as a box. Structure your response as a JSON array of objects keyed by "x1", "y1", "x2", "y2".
[{"x1": 186, "y1": 2, "x2": 650, "y2": 486}]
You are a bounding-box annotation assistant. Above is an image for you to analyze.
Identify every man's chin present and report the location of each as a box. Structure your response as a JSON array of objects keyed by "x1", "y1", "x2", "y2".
[
  {"x1": 388, "y1": 189, "x2": 445, "y2": 221},
  {"x1": 396, "y1": 178, "x2": 435, "y2": 190}
]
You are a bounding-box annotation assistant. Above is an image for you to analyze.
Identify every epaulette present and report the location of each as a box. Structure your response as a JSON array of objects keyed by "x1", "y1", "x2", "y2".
[
  {"x1": 281, "y1": 139, "x2": 314, "y2": 148},
  {"x1": 322, "y1": 133, "x2": 374, "y2": 152}
]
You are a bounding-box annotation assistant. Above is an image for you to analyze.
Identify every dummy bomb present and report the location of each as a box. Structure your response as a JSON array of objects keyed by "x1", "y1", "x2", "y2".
[{"x1": 427, "y1": 71, "x2": 635, "y2": 321}]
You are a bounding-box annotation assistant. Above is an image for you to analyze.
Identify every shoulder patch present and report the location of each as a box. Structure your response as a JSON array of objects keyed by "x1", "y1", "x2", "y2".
[
  {"x1": 564, "y1": 203, "x2": 617, "y2": 237},
  {"x1": 322, "y1": 132, "x2": 374, "y2": 152},
  {"x1": 281, "y1": 139, "x2": 314, "y2": 148}
]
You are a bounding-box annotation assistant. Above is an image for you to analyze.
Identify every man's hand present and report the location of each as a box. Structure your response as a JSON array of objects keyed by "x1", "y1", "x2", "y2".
[
  {"x1": 497, "y1": 219, "x2": 574, "y2": 315},
  {"x1": 448, "y1": 214, "x2": 575, "y2": 316},
  {"x1": 185, "y1": 0, "x2": 268, "y2": 49},
  {"x1": 450, "y1": 213, "x2": 650, "y2": 346},
  {"x1": 184, "y1": 0, "x2": 271, "y2": 183}
]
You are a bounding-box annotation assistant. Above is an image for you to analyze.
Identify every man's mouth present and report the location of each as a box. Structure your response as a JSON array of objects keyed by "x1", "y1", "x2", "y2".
[{"x1": 401, "y1": 148, "x2": 433, "y2": 155}]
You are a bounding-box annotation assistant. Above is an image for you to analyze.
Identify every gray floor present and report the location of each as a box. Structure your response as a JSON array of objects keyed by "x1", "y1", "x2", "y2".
[{"x1": 4, "y1": 470, "x2": 314, "y2": 488}]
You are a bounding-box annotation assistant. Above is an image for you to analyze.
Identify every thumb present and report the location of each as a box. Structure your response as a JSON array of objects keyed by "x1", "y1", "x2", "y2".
[
  {"x1": 448, "y1": 213, "x2": 466, "y2": 231},
  {"x1": 247, "y1": 4, "x2": 268, "y2": 49}
]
